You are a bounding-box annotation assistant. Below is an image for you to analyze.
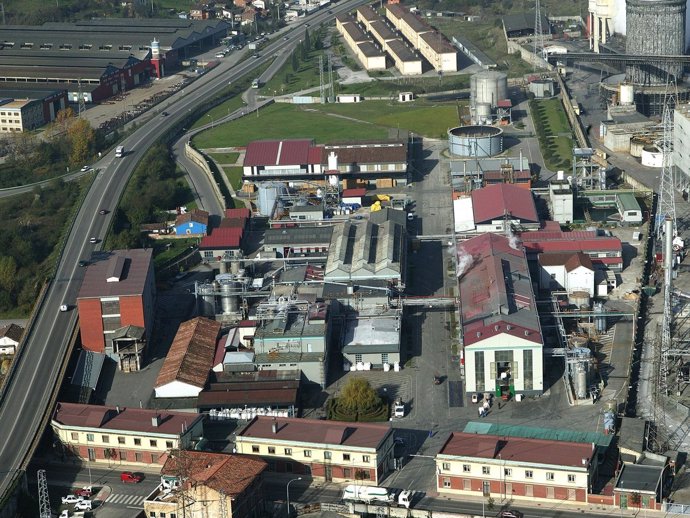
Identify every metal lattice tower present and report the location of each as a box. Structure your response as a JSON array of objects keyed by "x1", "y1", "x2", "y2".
[
  {"x1": 656, "y1": 83, "x2": 678, "y2": 240},
  {"x1": 328, "y1": 53, "x2": 335, "y2": 101},
  {"x1": 37, "y1": 470, "x2": 52, "y2": 518},
  {"x1": 533, "y1": 0, "x2": 545, "y2": 71},
  {"x1": 319, "y1": 55, "x2": 326, "y2": 104}
]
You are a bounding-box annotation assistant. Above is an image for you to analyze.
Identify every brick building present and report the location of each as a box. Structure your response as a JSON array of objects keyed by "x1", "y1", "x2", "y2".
[
  {"x1": 77, "y1": 249, "x2": 156, "y2": 369},
  {"x1": 51, "y1": 402, "x2": 203, "y2": 467},
  {"x1": 235, "y1": 416, "x2": 394, "y2": 484},
  {"x1": 436, "y1": 432, "x2": 597, "y2": 504}
]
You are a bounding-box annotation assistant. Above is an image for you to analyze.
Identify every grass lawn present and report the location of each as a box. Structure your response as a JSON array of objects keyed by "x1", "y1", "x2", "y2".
[
  {"x1": 192, "y1": 103, "x2": 389, "y2": 148},
  {"x1": 337, "y1": 73, "x2": 470, "y2": 96},
  {"x1": 153, "y1": 238, "x2": 197, "y2": 269},
  {"x1": 190, "y1": 95, "x2": 247, "y2": 130},
  {"x1": 261, "y1": 47, "x2": 327, "y2": 96},
  {"x1": 531, "y1": 98, "x2": 574, "y2": 171},
  {"x1": 209, "y1": 152, "x2": 240, "y2": 164},
  {"x1": 224, "y1": 166, "x2": 244, "y2": 190},
  {"x1": 312, "y1": 100, "x2": 464, "y2": 138}
]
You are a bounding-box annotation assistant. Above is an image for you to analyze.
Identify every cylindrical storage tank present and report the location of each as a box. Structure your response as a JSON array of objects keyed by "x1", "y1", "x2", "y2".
[
  {"x1": 568, "y1": 290, "x2": 591, "y2": 309},
  {"x1": 576, "y1": 364, "x2": 588, "y2": 399},
  {"x1": 474, "y1": 102, "x2": 492, "y2": 124},
  {"x1": 257, "y1": 185, "x2": 278, "y2": 217},
  {"x1": 220, "y1": 280, "x2": 239, "y2": 314},
  {"x1": 471, "y1": 71, "x2": 508, "y2": 108},
  {"x1": 197, "y1": 283, "x2": 217, "y2": 317},
  {"x1": 641, "y1": 145, "x2": 663, "y2": 167},
  {"x1": 594, "y1": 302, "x2": 607, "y2": 333},
  {"x1": 625, "y1": 0, "x2": 686, "y2": 84},
  {"x1": 619, "y1": 83, "x2": 634, "y2": 105},
  {"x1": 630, "y1": 137, "x2": 646, "y2": 157},
  {"x1": 448, "y1": 126, "x2": 503, "y2": 157}
]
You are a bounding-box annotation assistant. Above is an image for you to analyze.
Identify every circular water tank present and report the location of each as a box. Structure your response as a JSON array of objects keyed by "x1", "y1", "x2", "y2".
[
  {"x1": 569, "y1": 290, "x2": 591, "y2": 309},
  {"x1": 619, "y1": 83, "x2": 634, "y2": 105},
  {"x1": 471, "y1": 71, "x2": 508, "y2": 108},
  {"x1": 641, "y1": 145, "x2": 663, "y2": 167},
  {"x1": 448, "y1": 125, "x2": 503, "y2": 157},
  {"x1": 630, "y1": 137, "x2": 646, "y2": 157},
  {"x1": 220, "y1": 280, "x2": 239, "y2": 314}
]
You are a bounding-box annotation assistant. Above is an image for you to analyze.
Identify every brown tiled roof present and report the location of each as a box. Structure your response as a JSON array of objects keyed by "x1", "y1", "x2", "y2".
[
  {"x1": 565, "y1": 252, "x2": 594, "y2": 272},
  {"x1": 155, "y1": 317, "x2": 221, "y2": 390},
  {"x1": 357, "y1": 4, "x2": 379, "y2": 21},
  {"x1": 78, "y1": 249, "x2": 153, "y2": 299},
  {"x1": 238, "y1": 415, "x2": 392, "y2": 449},
  {"x1": 323, "y1": 140, "x2": 407, "y2": 164},
  {"x1": 384, "y1": 3, "x2": 406, "y2": 19},
  {"x1": 419, "y1": 30, "x2": 456, "y2": 53},
  {"x1": 438, "y1": 432, "x2": 595, "y2": 468},
  {"x1": 0, "y1": 323, "x2": 23, "y2": 343},
  {"x1": 386, "y1": 39, "x2": 419, "y2": 62},
  {"x1": 539, "y1": 252, "x2": 594, "y2": 272},
  {"x1": 197, "y1": 387, "x2": 298, "y2": 407},
  {"x1": 162, "y1": 452, "x2": 266, "y2": 496},
  {"x1": 53, "y1": 402, "x2": 203, "y2": 435},
  {"x1": 357, "y1": 41, "x2": 385, "y2": 58},
  {"x1": 175, "y1": 208, "x2": 209, "y2": 227}
]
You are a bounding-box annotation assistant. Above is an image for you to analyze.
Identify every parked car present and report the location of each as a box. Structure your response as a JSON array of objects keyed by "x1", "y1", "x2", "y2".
[
  {"x1": 74, "y1": 500, "x2": 92, "y2": 511},
  {"x1": 74, "y1": 487, "x2": 93, "y2": 497},
  {"x1": 407, "y1": 212, "x2": 414, "y2": 221},
  {"x1": 59, "y1": 510, "x2": 70, "y2": 518},
  {"x1": 121, "y1": 471, "x2": 143, "y2": 483},
  {"x1": 497, "y1": 511, "x2": 524, "y2": 518},
  {"x1": 61, "y1": 495, "x2": 83, "y2": 505}
]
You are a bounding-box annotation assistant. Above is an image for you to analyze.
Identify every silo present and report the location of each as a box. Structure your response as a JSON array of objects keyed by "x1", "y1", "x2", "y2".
[
  {"x1": 471, "y1": 71, "x2": 508, "y2": 108},
  {"x1": 220, "y1": 278, "x2": 239, "y2": 314},
  {"x1": 619, "y1": 83, "x2": 634, "y2": 106},
  {"x1": 474, "y1": 103, "x2": 492, "y2": 124},
  {"x1": 448, "y1": 126, "x2": 503, "y2": 157},
  {"x1": 594, "y1": 302, "x2": 607, "y2": 333},
  {"x1": 197, "y1": 282, "x2": 217, "y2": 317},
  {"x1": 625, "y1": 0, "x2": 686, "y2": 84},
  {"x1": 576, "y1": 364, "x2": 588, "y2": 399}
]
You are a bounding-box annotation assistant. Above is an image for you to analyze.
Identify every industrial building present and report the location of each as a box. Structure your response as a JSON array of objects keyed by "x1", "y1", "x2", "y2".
[
  {"x1": 538, "y1": 252, "x2": 596, "y2": 296},
  {"x1": 263, "y1": 226, "x2": 333, "y2": 257},
  {"x1": 335, "y1": 15, "x2": 387, "y2": 71},
  {"x1": 341, "y1": 309, "x2": 402, "y2": 370},
  {"x1": 450, "y1": 156, "x2": 532, "y2": 191},
  {"x1": 0, "y1": 18, "x2": 229, "y2": 102},
  {"x1": 457, "y1": 233, "x2": 544, "y2": 397},
  {"x1": 77, "y1": 249, "x2": 156, "y2": 371},
  {"x1": 453, "y1": 184, "x2": 540, "y2": 234},
  {"x1": 501, "y1": 12, "x2": 552, "y2": 39},
  {"x1": 0, "y1": 87, "x2": 67, "y2": 132},
  {"x1": 384, "y1": 4, "x2": 457, "y2": 72},
  {"x1": 51, "y1": 402, "x2": 204, "y2": 467},
  {"x1": 235, "y1": 416, "x2": 395, "y2": 484},
  {"x1": 436, "y1": 432, "x2": 596, "y2": 503}
]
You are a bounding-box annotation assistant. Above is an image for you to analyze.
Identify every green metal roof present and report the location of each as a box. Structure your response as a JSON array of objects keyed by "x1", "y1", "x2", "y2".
[
  {"x1": 617, "y1": 193, "x2": 641, "y2": 212},
  {"x1": 462, "y1": 421, "x2": 612, "y2": 449}
]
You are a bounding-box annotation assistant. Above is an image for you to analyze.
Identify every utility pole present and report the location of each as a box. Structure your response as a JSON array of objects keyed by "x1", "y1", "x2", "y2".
[
  {"x1": 533, "y1": 0, "x2": 545, "y2": 71},
  {"x1": 37, "y1": 470, "x2": 52, "y2": 518}
]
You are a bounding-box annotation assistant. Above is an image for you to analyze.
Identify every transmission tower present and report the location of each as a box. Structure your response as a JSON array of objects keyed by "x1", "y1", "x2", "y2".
[
  {"x1": 328, "y1": 53, "x2": 335, "y2": 101},
  {"x1": 533, "y1": 0, "x2": 546, "y2": 71},
  {"x1": 37, "y1": 470, "x2": 52, "y2": 518},
  {"x1": 319, "y1": 55, "x2": 326, "y2": 104},
  {"x1": 656, "y1": 80, "x2": 678, "y2": 240}
]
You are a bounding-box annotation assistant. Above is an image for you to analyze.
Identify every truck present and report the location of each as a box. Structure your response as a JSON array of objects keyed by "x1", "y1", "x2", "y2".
[
  {"x1": 115, "y1": 145, "x2": 124, "y2": 158},
  {"x1": 342, "y1": 485, "x2": 412, "y2": 508}
]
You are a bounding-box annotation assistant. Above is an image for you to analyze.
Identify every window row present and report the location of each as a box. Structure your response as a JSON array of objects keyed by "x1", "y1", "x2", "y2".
[
  {"x1": 72, "y1": 432, "x2": 173, "y2": 449},
  {"x1": 442, "y1": 463, "x2": 577, "y2": 483},
  {"x1": 250, "y1": 445, "x2": 370, "y2": 463}
]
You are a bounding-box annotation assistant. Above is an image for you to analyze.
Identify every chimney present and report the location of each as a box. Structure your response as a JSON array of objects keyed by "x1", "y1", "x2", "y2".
[
  {"x1": 272, "y1": 418, "x2": 278, "y2": 434},
  {"x1": 152, "y1": 414, "x2": 161, "y2": 427},
  {"x1": 116, "y1": 406, "x2": 120, "y2": 414}
]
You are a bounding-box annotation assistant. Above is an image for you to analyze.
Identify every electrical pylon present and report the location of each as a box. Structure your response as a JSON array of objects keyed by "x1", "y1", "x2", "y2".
[
  {"x1": 37, "y1": 470, "x2": 51, "y2": 518},
  {"x1": 533, "y1": 0, "x2": 546, "y2": 71}
]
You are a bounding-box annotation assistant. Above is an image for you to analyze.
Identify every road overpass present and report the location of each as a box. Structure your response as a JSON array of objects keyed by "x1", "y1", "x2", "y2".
[{"x1": 0, "y1": 1, "x2": 367, "y2": 511}]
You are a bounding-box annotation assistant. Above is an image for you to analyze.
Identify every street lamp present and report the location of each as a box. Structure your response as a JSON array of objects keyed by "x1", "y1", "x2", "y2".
[
  {"x1": 207, "y1": 114, "x2": 214, "y2": 128},
  {"x1": 286, "y1": 477, "x2": 302, "y2": 517}
]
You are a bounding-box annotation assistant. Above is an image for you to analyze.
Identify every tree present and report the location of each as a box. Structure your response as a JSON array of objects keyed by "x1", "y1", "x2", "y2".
[
  {"x1": 303, "y1": 28, "x2": 311, "y2": 52},
  {"x1": 339, "y1": 377, "x2": 382, "y2": 413},
  {"x1": 0, "y1": 255, "x2": 17, "y2": 295},
  {"x1": 291, "y1": 50, "x2": 299, "y2": 72},
  {"x1": 67, "y1": 118, "x2": 95, "y2": 166}
]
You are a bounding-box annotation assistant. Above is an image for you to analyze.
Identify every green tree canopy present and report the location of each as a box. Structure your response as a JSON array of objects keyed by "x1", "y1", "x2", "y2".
[{"x1": 339, "y1": 377, "x2": 382, "y2": 413}]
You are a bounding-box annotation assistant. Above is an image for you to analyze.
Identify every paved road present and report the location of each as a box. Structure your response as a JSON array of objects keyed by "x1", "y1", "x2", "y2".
[{"x1": 0, "y1": 0, "x2": 369, "y2": 502}]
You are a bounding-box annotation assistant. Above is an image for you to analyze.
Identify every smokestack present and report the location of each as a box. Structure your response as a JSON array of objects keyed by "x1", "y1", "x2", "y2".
[
  {"x1": 272, "y1": 418, "x2": 278, "y2": 434},
  {"x1": 151, "y1": 414, "x2": 160, "y2": 427}
]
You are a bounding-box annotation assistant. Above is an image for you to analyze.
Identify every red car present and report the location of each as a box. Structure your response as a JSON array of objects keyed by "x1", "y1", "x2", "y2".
[
  {"x1": 74, "y1": 487, "x2": 92, "y2": 497},
  {"x1": 120, "y1": 472, "x2": 143, "y2": 483}
]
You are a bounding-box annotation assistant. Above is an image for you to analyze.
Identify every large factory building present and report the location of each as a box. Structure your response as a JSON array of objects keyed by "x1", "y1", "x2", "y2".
[{"x1": 0, "y1": 18, "x2": 229, "y2": 103}]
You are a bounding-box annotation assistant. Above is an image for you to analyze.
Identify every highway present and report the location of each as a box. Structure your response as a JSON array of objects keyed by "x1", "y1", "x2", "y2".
[{"x1": 0, "y1": 0, "x2": 366, "y2": 504}]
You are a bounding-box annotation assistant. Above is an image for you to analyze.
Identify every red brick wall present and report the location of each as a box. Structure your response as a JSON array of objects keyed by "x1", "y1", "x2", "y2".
[
  {"x1": 78, "y1": 299, "x2": 105, "y2": 352},
  {"x1": 438, "y1": 475, "x2": 588, "y2": 503},
  {"x1": 77, "y1": 445, "x2": 164, "y2": 465}
]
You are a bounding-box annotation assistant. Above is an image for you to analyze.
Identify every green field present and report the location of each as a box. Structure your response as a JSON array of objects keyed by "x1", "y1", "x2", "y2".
[
  {"x1": 192, "y1": 103, "x2": 389, "y2": 148},
  {"x1": 260, "y1": 45, "x2": 328, "y2": 96},
  {"x1": 530, "y1": 98, "x2": 574, "y2": 172},
  {"x1": 337, "y1": 74, "x2": 471, "y2": 96},
  {"x1": 190, "y1": 95, "x2": 247, "y2": 130},
  {"x1": 223, "y1": 166, "x2": 244, "y2": 190},
  {"x1": 209, "y1": 152, "x2": 240, "y2": 164},
  {"x1": 153, "y1": 238, "x2": 197, "y2": 269}
]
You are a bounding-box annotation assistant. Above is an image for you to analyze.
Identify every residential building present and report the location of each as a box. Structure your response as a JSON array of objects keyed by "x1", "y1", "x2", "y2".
[
  {"x1": 154, "y1": 317, "x2": 221, "y2": 399},
  {"x1": 0, "y1": 323, "x2": 23, "y2": 354},
  {"x1": 520, "y1": 221, "x2": 624, "y2": 271},
  {"x1": 174, "y1": 208, "x2": 209, "y2": 236},
  {"x1": 336, "y1": 15, "x2": 387, "y2": 71},
  {"x1": 538, "y1": 252, "x2": 595, "y2": 296},
  {"x1": 144, "y1": 451, "x2": 266, "y2": 518},
  {"x1": 242, "y1": 139, "x2": 322, "y2": 179},
  {"x1": 325, "y1": 220, "x2": 406, "y2": 284},
  {"x1": 77, "y1": 249, "x2": 156, "y2": 365},
  {"x1": 235, "y1": 416, "x2": 394, "y2": 484},
  {"x1": 458, "y1": 233, "x2": 544, "y2": 397},
  {"x1": 199, "y1": 227, "x2": 244, "y2": 261},
  {"x1": 369, "y1": 20, "x2": 399, "y2": 53},
  {"x1": 356, "y1": 5, "x2": 379, "y2": 32},
  {"x1": 436, "y1": 432, "x2": 596, "y2": 503},
  {"x1": 614, "y1": 462, "x2": 666, "y2": 510},
  {"x1": 51, "y1": 402, "x2": 203, "y2": 467},
  {"x1": 453, "y1": 184, "x2": 540, "y2": 234}
]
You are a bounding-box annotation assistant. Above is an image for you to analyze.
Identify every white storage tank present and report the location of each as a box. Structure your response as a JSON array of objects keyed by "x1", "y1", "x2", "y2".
[
  {"x1": 629, "y1": 137, "x2": 646, "y2": 158},
  {"x1": 619, "y1": 83, "x2": 634, "y2": 105},
  {"x1": 471, "y1": 70, "x2": 508, "y2": 108},
  {"x1": 641, "y1": 145, "x2": 663, "y2": 167},
  {"x1": 474, "y1": 102, "x2": 492, "y2": 124},
  {"x1": 448, "y1": 125, "x2": 503, "y2": 157}
]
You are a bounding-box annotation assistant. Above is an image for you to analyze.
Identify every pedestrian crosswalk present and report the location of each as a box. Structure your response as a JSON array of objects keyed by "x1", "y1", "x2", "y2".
[{"x1": 105, "y1": 493, "x2": 145, "y2": 507}]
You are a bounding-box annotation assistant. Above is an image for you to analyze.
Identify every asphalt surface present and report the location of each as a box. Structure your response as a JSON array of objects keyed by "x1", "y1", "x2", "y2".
[{"x1": 0, "y1": 0, "x2": 369, "y2": 502}]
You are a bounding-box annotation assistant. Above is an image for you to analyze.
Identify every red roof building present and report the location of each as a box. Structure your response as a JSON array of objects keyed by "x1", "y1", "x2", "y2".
[
  {"x1": 436, "y1": 432, "x2": 597, "y2": 504},
  {"x1": 200, "y1": 227, "x2": 244, "y2": 260},
  {"x1": 243, "y1": 139, "x2": 323, "y2": 179},
  {"x1": 457, "y1": 233, "x2": 543, "y2": 397},
  {"x1": 77, "y1": 249, "x2": 156, "y2": 359},
  {"x1": 471, "y1": 183, "x2": 539, "y2": 225},
  {"x1": 236, "y1": 416, "x2": 394, "y2": 484},
  {"x1": 51, "y1": 402, "x2": 204, "y2": 467}
]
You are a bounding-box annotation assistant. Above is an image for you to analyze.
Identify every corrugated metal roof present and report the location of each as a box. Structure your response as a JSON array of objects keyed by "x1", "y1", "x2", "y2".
[
  {"x1": 471, "y1": 184, "x2": 538, "y2": 223},
  {"x1": 462, "y1": 421, "x2": 612, "y2": 449},
  {"x1": 243, "y1": 139, "x2": 319, "y2": 167},
  {"x1": 78, "y1": 249, "x2": 152, "y2": 299},
  {"x1": 155, "y1": 317, "x2": 221, "y2": 390},
  {"x1": 264, "y1": 226, "x2": 333, "y2": 245},
  {"x1": 225, "y1": 208, "x2": 251, "y2": 220}
]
